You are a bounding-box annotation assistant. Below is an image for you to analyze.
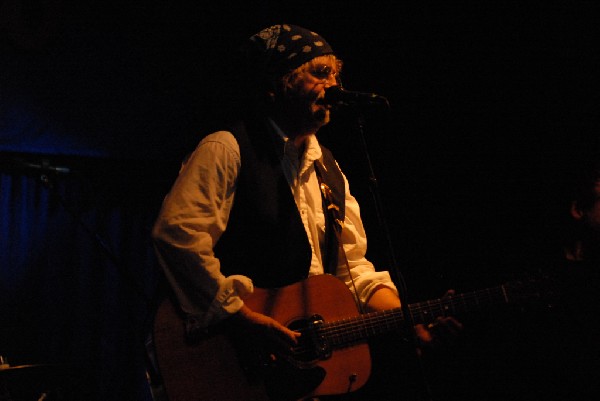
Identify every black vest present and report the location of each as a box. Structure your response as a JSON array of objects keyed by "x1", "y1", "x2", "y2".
[{"x1": 214, "y1": 118, "x2": 345, "y2": 288}]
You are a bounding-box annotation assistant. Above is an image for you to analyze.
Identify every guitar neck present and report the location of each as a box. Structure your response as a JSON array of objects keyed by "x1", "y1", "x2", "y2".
[
  {"x1": 409, "y1": 284, "x2": 509, "y2": 325},
  {"x1": 321, "y1": 284, "x2": 509, "y2": 347}
]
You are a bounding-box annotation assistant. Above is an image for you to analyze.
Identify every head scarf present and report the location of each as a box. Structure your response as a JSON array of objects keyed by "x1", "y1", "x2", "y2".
[{"x1": 240, "y1": 24, "x2": 334, "y2": 80}]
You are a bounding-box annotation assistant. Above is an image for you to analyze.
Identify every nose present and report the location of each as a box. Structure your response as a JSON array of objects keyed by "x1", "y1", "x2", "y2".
[{"x1": 323, "y1": 74, "x2": 339, "y2": 87}]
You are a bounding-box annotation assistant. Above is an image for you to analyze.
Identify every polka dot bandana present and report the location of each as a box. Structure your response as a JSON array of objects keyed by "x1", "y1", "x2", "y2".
[{"x1": 241, "y1": 24, "x2": 334, "y2": 79}]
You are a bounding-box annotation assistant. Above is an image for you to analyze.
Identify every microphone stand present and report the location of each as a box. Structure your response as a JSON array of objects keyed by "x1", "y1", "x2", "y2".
[
  {"x1": 33, "y1": 161, "x2": 152, "y2": 310},
  {"x1": 37, "y1": 160, "x2": 164, "y2": 392},
  {"x1": 2, "y1": 155, "x2": 156, "y2": 397},
  {"x1": 11, "y1": 156, "x2": 155, "y2": 330},
  {"x1": 349, "y1": 105, "x2": 434, "y2": 401}
]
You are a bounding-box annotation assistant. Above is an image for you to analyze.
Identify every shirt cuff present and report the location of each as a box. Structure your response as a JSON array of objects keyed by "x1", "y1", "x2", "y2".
[
  {"x1": 185, "y1": 275, "x2": 254, "y2": 335},
  {"x1": 209, "y1": 275, "x2": 254, "y2": 320},
  {"x1": 359, "y1": 273, "x2": 399, "y2": 306}
]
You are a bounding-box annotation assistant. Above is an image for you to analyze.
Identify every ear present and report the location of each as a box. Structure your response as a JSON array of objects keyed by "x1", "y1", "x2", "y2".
[{"x1": 570, "y1": 200, "x2": 585, "y2": 220}]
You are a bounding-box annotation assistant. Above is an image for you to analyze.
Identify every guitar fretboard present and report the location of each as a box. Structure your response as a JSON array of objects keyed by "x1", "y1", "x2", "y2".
[
  {"x1": 409, "y1": 285, "x2": 508, "y2": 324},
  {"x1": 319, "y1": 284, "x2": 509, "y2": 348}
]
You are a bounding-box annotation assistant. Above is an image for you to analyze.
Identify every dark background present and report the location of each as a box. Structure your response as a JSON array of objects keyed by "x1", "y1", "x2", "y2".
[{"x1": 1, "y1": 1, "x2": 598, "y2": 400}]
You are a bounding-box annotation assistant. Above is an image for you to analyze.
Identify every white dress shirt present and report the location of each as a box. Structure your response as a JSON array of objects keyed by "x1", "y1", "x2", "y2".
[{"x1": 152, "y1": 124, "x2": 398, "y2": 328}]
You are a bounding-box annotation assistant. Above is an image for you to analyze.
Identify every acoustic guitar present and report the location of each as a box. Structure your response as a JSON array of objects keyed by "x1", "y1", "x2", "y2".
[{"x1": 152, "y1": 273, "x2": 551, "y2": 401}]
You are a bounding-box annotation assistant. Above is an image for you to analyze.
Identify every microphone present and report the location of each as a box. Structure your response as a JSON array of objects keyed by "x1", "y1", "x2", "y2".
[
  {"x1": 12, "y1": 157, "x2": 71, "y2": 174},
  {"x1": 321, "y1": 86, "x2": 389, "y2": 107}
]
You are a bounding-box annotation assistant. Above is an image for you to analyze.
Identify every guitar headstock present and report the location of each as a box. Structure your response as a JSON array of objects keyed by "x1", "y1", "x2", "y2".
[{"x1": 502, "y1": 272, "x2": 560, "y2": 310}]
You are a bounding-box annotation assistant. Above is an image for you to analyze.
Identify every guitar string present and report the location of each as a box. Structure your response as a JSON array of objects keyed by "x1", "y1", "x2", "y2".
[
  {"x1": 316, "y1": 286, "x2": 509, "y2": 347},
  {"x1": 291, "y1": 281, "x2": 541, "y2": 355}
]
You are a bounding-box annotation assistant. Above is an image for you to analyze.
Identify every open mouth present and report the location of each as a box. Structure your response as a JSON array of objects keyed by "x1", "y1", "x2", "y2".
[{"x1": 314, "y1": 97, "x2": 330, "y2": 108}]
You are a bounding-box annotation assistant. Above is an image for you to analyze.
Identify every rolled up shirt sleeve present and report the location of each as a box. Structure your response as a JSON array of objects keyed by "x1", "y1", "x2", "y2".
[
  {"x1": 152, "y1": 131, "x2": 253, "y2": 327},
  {"x1": 334, "y1": 172, "x2": 399, "y2": 308}
]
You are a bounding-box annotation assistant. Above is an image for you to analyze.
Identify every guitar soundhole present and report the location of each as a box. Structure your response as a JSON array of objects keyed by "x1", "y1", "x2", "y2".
[{"x1": 287, "y1": 314, "x2": 331, "y2": 368}]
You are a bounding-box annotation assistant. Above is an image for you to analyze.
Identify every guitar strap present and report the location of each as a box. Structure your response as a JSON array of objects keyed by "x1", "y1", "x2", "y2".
[{"x1": 314, "y1": 157, "x2": 365, "y2": 313}]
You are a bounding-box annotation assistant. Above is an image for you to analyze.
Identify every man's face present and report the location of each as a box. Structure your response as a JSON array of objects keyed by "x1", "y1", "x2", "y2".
[{"x1": 279, "y1": 55, "x2": 341, "y2": 133}]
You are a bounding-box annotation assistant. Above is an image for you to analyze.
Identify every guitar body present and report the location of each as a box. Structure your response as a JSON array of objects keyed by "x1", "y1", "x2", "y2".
[
  {"x1": 152, "y1": 272, "x2": 550, "y2": 400},
  {"x1": 152, "y1": 274, "x2": 371, "y2": 401},
  {"x1": 245, "y1": 274, "x2": 371, "y2": 397},
  {"x1": 153, "y1": 293, "x2": 270, "y2": 401}
]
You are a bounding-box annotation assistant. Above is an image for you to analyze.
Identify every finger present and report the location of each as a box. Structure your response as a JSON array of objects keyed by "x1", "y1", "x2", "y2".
[
  {"x1": 431, "y1": 317, "x2": 463, "y2": 338},
  {"x1": 443, "y1": 289, "x2": 456, "y2": 298},
  {"x1": 280, "y1": 326, "x2": 302, "y2": 344},
  {"x1": 270, "y1": 320, "x2": 301, "y2": 345},
  {"x1": 414, "y1": 323, "x2": 434, "y2": 345},
  {"x1": 437, "y1": 316, "x2": 464, "y2": 332}
]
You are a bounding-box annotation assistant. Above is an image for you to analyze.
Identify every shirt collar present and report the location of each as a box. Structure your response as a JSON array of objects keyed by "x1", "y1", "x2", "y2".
[{"x1": 267, "y1": 118, "x2": 322, "y2": 166}]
